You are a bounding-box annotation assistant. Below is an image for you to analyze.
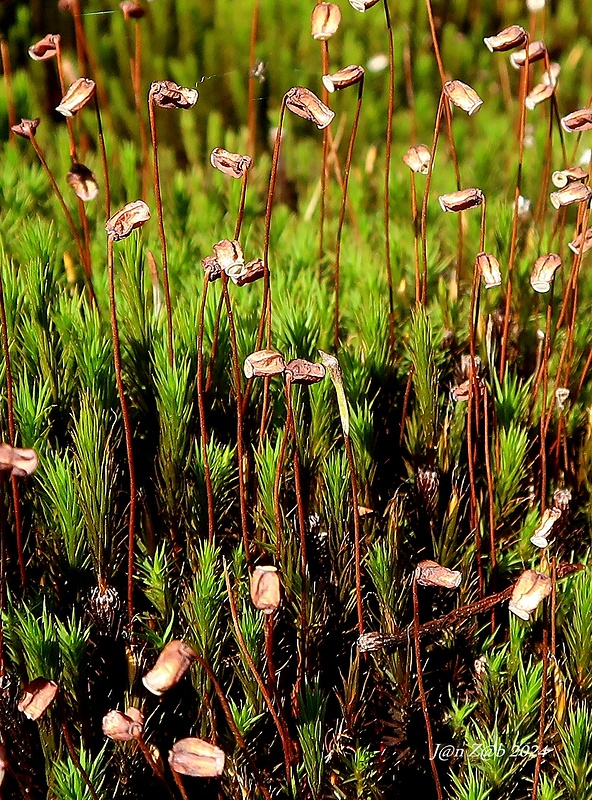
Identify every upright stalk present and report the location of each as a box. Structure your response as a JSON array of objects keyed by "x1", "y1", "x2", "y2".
[
  {"x1": 319, "y1": 32, "x2": 331, "y2": 281},
  {"x1": 247, "y1": 0, "x2": 260, "y2": 156},
  {"x1": 333, "y1": 78, "x2": 364, "y2": 349},
  {"x1": 383, "y1": 0, "x2": 396, "y2": 346},
  {"x1": 420, "y1": 94, "x2": 445, "y2": 304},
  {"x1": 0, "y1": 37, "x2": 16, "y2": 134},
  {"x1": 107, "y1": 237, "x2": 138, "y2": 629},
  {"x1": 196, "y1": 275, "x2": 215, "y2": 543},
  {"x1": 0, "y1": 260, "x2": 23, "y2": 588},
  {"x1": 345, "y1": 432, "x2": 364, "y2": 637},
  {"x1": 148, "y1": 95, "x2": 175, "y2": 367}
]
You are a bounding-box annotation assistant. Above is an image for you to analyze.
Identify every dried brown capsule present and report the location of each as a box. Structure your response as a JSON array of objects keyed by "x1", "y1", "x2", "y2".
[
  {"x1": 509, "y1": 570, "x2": 552, "y2": 620},
  {"x1": 143, "y1": 640, "x2": 197, "y2": 696},
  {"x1": 530, "y1": 507, "x2": 561, "y2": 548},
  {"x1": 550, "y1": 182, "x2": 592, "y2": 209},
  {"x1": 415, "y1": 560, "x2": 461, "y2": 589},
  {"x1": 28, "y1": 33, "x2": 60, "y2": 61},
  {"x1": 120, "y1": 1, "x2": 145, "y2": 19},
  {"x1": 322, "y1": 65, "x2": 365, "y2": 93},
  {"x1": 476, "y1": 252, "x2": 501, "y2": 288},
  {"x1": 561, "y1": 108, "x2": 592, "y2": 133},
  {"x1": 530, "y1": 253, "x2": 561, "y2": 293},
  {"x1": 542, "y1": 62, "x2": 561, "y2": 87},
  {"x1": 285, "y1": 358, "x2": 326, "y2": 384},
  {"x1": 66, "y1": 163, "x2": 99, "y2": 202},
  {"x1": 349, "y1": 0, "x2": 381, "y2": 10},
  {"x1": 510, "y1": 41, "x2": 547, "y2": 68},
  {"x1": 555, "y1": 387, "x2": 570, "y2": 410},
  {"x1": 150, "y1": 80, "x2": 198, "y2": 110},
  {"x1": 250, "y1": 565, "x2": 281, "y2": 614},
  {"x1": 525, "y1": 83, "x2": 554, "y2": 110},
  {"x1": 106, "y1": 200, "x2": 151, "y2": 241},
  {"x1": 212, "y1": 239, "x2": 244, "y2": 277},
  {"x1": 0, "y1": 443, "x2": 38, "y2": 477},
  {"x1": 552, "y1": 166, "x2": 588, "y2": 189},
  {"x1": 483, "y1": 25, "x2": 527, "y2": 52},
  {"x1": 439, "y1": 187, "x2": 485, "y2": 212},
  {"x1": 311, "y1": 3, "x2": 341, "y2": 40},
  {"x1": 102, "y1": 708, "x2": 144, "y2": 741},
  {"x1": 568, "y1": 226, "x2": 592, "y2": 255},
  {"x1": 285, "y1": 86, "x2": 334, "y2": 129},
  {"x1": 210, "y1": 148, "x2": 252, "y2": 178},
  {"x1": 402, "y1": 144, "x2": 431, "y2": 174},
  {"x1": 201, "y1": 255, "x2": 222, "y2": 282},
  {"x1": 169, "y1": 738, "x2": 225, "y2": 778},
  {"x1": 11, "y1": 118, "x2": 40, "y2": 139},
  {"x1": 243, "y1": 349, "x2": 286, "y2": 379},
  {"x1": 553, "y1": 488, "x2": 571, "y2": 511},
  {"x1": 18, "y1": 678, "x2": 58, "y2": 720},
  {"x1": 231, "y1": 258, "x2": 265, "y2": 286},
  {"x1": 443, "y1": 80, "x2": 483, "y2": 116},
  {"x1": 56, "y1": 78, "x2": 96, "y2": 117}
]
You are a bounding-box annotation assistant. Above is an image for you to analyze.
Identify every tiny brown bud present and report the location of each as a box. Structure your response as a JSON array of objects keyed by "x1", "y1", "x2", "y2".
[
  {"x1": 530, "y1": 253, "x2": 561, "y2": 293},
  {"x1": 285, "y1": 86, "x2": 335, "y2": 129},
  {"x1": 509, "y1": 570, "x2": 551, "y2": 620},
  {"x1": 143, "y1": 640, "x2": 197, "y2": 696},
  {"x1": 212, "y1": 239, "x2": 244, "y2": 277},
  {"x1": 510, "y1": 40, "x2": 547, "y2": 68},
  {"x1": 476, "y1": 252, "x2": 501, "y2": 288},
  {"x1": 169, "y1": 738, "x2": 225, "y2": 778},
  {"x1": 106, "y1": 200, "x2": 150, "y2": 241},
  {"x1": 0, "y1": 443, "x2": 38, "y2": 477},
  {"x1": 231, "y1": 258, "x2": 265, "y2": 286},
  {"x1": 322, "y1": 65, "x2": 365, "y2": 93},
  {"x1": 443, "y1": 80, "x2": 483, "y2": 116},
  {"x1": 525, "y1": 82, "x2": 554, "y2": 110},
  {"x1": 549, "y1": 182, "x2": 592, "y2": 209},
  {"x1": 11, "y1": 118, "x2": 40, "y2": 139},
  {"x1": 439, "y1": 187, "x2": 484, "y2": 212},
  {"x1": 552, "y1": 166, "x2": 588, "y2": 188},
  {"x1": 568, "y1": 226, "x2": 592, "y2": 255},
  {"x1": 415, "y1": 560, "x2": 461, "y2": 589},
  {"x1": 402, "y1": 144, "x2": 431, "y2": 174},
  {"x1": 348, "y1": 0, "x2": 381, "y2": 10},
  {"x1": 311, "y1": 3, "x2": 341, "y2": 40},
  {"x1": 553, "y1": 488, "x2": 571, "y2": 511},
  {"x1": 530, "y1": 507, "x2": 561, "y2": 548},
  {"x1": 210, "y1": 147, "x2": 252, "y2": 178},
  {"x1": 244, "y1": 349, "x2": 286, "y2": 378},
  {"x1": 150, "y1": 80, "x2": 198, "y2": 110},
  {"x1": 285, "y1": 358, "x2": 326, "y2": 385},
  {"x1": 120, "y1": 1, "x2": 145, "y2": 19},
  {"x1": 66, "y1": 163, "x2": 99, "y2": 202},
  {"x1": 561, "y1": 108, "x2": 592, "y2": 133},
  {"x1": 250, "y1": 565, "x2": 281, "y2": 614},
  {"x1": 483, "y1": 25, "x2": 527, "y2": 52},
  {"x1": 28, "y1": 34, "x2": 60, "y2": 61},
  {"x1": 102, "y1": 708, "x2": 144, "y2": 741},
  {"x1": 201, "y1": 255, "x2": 222, "y2": 282},
  {"x1": 56, "y1": 78, "x2": 96, "y2": 117},
  {"x1": 18, "y1": 678, "x2": 58, "y2": 720}
]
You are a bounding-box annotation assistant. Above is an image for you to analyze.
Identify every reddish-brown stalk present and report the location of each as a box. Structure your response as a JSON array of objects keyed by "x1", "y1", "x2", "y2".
[
  {"x1": 284, "y1": 377, "x2": 309, "y2": 688},
  {"x1": 333, "y1": 78, "x2": 364, "y2": 349},
  {"x1": 60, "y1": 720, "x2": 100, "y2": 800},
  {"x1": 411, "y1": 171, "x2": 421, "y2": 303},
  {"x1": 483, "y1": 387, "x2": 497, "y2": 629},
  {"x1": 345, "y1": 431, "x2": 364, "y2": 637},
  {"x1": 224, "y1": 564, "x2": 297, "y2": 780},
  {"x1": 134, "y1": 736, "x2": 176, "y2": 800},
  {"x1": 221, "y1": 276, "x2": 251, "y2": 565},
  {"x1": 170, "y1": 769, "x2": 191, "y2": 800},
  {"x1": 539, "y1": 288, "x2": 554, "y2": 511},
  {"x1": 531, "y1": 625, "x2": 549, "y2": 800},
  {"x1": 423, "y1": 0, "x2": 464, "y2": 282},
  {"x1": 26, "y1": 132, "x2": 96, "y2": 305},
  {"x1": 420, "y1": 94, "x2": 445, "y2": 304},
  {"x1": 0, "y1": 260, "x2": 24, "y2": 589},
  {"x1": 499, "y1": 38, "x2": 530, "y2": 382},
  {"x1": 196, "y1": 275, "x2": 215, "y2": 543},
  {"x1": 148, "y1": 94, "x2": 175, "y2": 367},
  {"x1": 247, "y1": 0, "x2": 260, "y2": 156},
  {"x1": 107, "y1": 236, "x2": 138, "y2": 630},
  {"x1": 273, "y1": 409, "x2": 292, "y2": 562},
  {"x1": 132, "y1": 20, "x2": 150, "y2": 200},
  {"x1": 383, "y1": 0, "x2": 396, "y2": 346},
  {"x1": 0, "y1": 37, "x2": 17, "y2": 134},
  {"x1": 412, "y1": 577, "x2": 443, "y2": 800},
  {"x1": 319, "y1": 29, "x2": 331, "y2": 282},
  {"x1": 94, "y1": 94, "x2": 111, "y2": 218}
]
